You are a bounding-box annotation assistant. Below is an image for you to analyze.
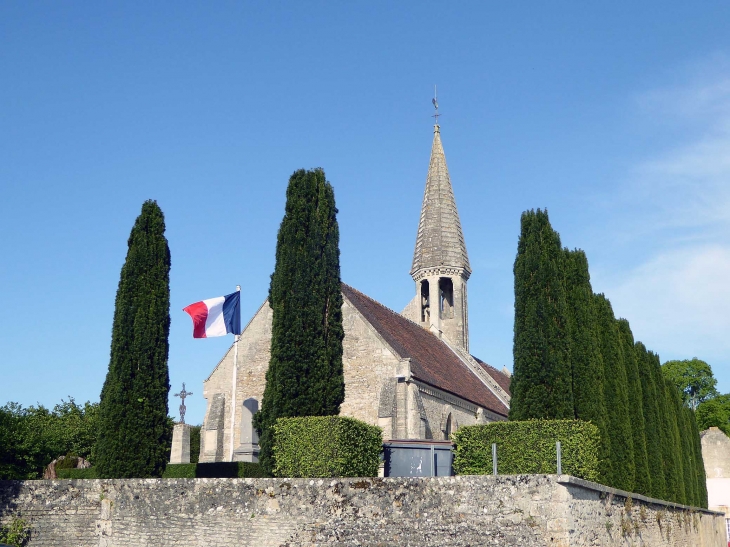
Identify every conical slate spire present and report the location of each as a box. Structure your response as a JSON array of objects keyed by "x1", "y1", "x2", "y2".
[{"x1": 411, "y1": 125, "x2": 471, "y2": 277}]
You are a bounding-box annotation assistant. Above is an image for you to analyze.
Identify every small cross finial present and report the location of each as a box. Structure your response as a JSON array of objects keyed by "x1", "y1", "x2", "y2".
[
  {"x1": 174, "y1": 382, "x2": 193, "y2": 424},
  {"x1": 432, "y1": 85, "x2": 440, "y2": 125}
]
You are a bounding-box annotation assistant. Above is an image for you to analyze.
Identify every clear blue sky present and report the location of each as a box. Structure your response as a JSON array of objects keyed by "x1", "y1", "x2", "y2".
[{"x1": 2, "y1": 2, "x2": 730, "y2": 425}]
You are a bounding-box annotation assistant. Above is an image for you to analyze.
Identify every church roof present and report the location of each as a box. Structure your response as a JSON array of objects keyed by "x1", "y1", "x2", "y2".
[
  {"x1": 411, "y1": 125, "x2": 471, "y2": 276},
  {"x1": 342, "y1": 284, "x2": 509, "y2": 417}
]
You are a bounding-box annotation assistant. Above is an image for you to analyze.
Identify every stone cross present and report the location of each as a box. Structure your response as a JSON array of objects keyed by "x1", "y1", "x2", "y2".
[{"x1": 174, "y1": 383, "x2": 193, "y2": 424}]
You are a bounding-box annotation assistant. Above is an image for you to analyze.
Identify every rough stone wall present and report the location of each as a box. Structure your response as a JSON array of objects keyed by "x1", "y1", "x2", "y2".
[
  {"x1": 0, "y1": 475, "x2": 724, "y2": 547},
  {"x1": 419, "y1": 384, "x2": 481, "y2": 440},
  {"x1": 701, "y1": 427, "x2": 730, "y2": 514},
  {"x1": 201, "y1": 302, "x2": 273, "y2": 462},
  {"x1": 338, "y1": 297, "x2": 401, "y2": 426}
]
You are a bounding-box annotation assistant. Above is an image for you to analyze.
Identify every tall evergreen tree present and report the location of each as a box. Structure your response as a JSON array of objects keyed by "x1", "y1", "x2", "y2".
[
  {"x1": 679, "y1": 406, "x2": 698, "y2": 506},
  {"x1": 95, "y1": 200, "x2": 171, "y2": 478},
  {"x1": 654, "y1": 362, "x2": 682, "y2": 502},
  {"x1": 254, "y1": 168, "x2": 345, "y2": 475},
  {"x1": 664, "y1": 376, "x2": 687, "y2": 504},
  {"x1": 688, "y1": 408, "x2": 708, "y2": 508},
  {"x1": 563, "y1": 249, "x2": 611, "y2": 482},
  {"x1": 510, "y1": 210, "x2": 573, "y2": 420},
  {"x1": 593, "y1": 295, "x2": 635, "y2": 491},
  {"x1": 616, "y1": 320, "x2": 651, "y2": 496},
  {"x1": 635, "y1": 343, "x2": 666, "y2": 500}
]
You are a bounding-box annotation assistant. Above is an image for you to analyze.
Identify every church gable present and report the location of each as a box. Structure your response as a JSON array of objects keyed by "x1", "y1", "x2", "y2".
[{"x1": 342, "y1": 284, "x2": 509, "y2": 418}]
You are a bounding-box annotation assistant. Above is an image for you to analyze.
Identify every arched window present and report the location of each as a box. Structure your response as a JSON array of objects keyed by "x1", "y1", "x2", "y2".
[
  {"x1": 420, "y1": 280, "x2": 430, "y2": 322},
  {"x1": 439, "y1": 278, "x2": 454, "y2": 319}
]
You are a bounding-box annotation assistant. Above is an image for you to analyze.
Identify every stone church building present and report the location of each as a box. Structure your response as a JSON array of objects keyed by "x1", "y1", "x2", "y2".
[{"x1": 199, "y1": 124, "x2": 512, "y2": 463}]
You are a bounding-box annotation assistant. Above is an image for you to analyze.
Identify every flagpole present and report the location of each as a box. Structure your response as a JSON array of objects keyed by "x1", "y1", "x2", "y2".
[{"x1": 229, "y1": 285, "x2": 241, "y2": 461}]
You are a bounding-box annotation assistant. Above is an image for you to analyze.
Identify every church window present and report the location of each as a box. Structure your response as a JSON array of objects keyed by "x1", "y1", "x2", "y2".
[
  {"x1": 420, "y1": 280, "x2": 430, "y2": 322},
  {"x1": 439, "y1": 278, "x2": 454, "y2": 319}
]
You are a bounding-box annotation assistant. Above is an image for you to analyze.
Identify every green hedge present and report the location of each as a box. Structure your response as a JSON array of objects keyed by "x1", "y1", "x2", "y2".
[
  {"x1": 273, "y1": 416, "x2": 382, "y2": 478},
  {"x1": 162, "y1": 462, "x2": 267, "y2": 478},
  {"x1": 56, "y1": 467, "x2": 99, "y2": 479},
  {"x1": 452, "y1": 419, "x2": 600, "y2": 482},
  {"x1": 55, "y1": 462, "x2": 266, "y2": 479}
]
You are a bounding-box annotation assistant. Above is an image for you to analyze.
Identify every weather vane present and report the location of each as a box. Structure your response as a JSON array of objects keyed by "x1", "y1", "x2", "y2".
[
  {"x1": 432, "y1": 85, "x2": 440, "y2": 125},
  {"x1": 174, "y1": 383, "x2": 193, "y2": 424}
]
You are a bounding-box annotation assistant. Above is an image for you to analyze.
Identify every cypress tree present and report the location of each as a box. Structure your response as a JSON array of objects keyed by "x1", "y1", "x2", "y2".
[
  {"x1": 96, "y1": 200, "x2": 171, "y2": 478},
  {"x1": 593, "y1": 295, "x2": 634, "y2": 491},
  {"x1": 254, "y1": 168, "x2": 345, "y2": 475},
  {"x1": 664, "y1": 376, "x2": 687, "y2": 504},
  {"x1": 635, "y1": 342, "x2": 666, "y2": 500},
  {"x1": 563, "y1": 249, "x2": 611, "y2": 483},
  {"x1": 679, "y1": 406, "x2": 698, "y2": 506},
  {"x1": 510, "y1": 209, "x2": 573, "y2": 420},
  {"x1": 654, "y1": 361, "x2": 681, "y2": 502},
  {"x1": 616, "y1": 320, "x2": 651, "y2": 496},
  {"x1": 689, "y1": 408, "x2": 708, "y2": 508}
]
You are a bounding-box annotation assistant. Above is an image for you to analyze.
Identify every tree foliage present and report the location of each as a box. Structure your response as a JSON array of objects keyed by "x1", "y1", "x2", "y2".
[
  {"x1": 254, "y1": 168, "x2": 345, "y2": 475},
  {"x1": 95, "y1": 200, "x2": 172, "y2": 479},
  {"x1": 635, "y1": 344, "x2": 666, "y2": 500},
  {"x1": 510, "y1": 209, "x2": 573, "y2": 420},
  {"x1": 510, "y1": 208, "x2": 707, "y2": 506},
  {"x1": 593, "y1": 295, "x2": 634, "y2": 492},
  {"x1": 662, "y1": 358, "x2": 718, "y2": 410},
  {"x1": 0, "y1": 399, "x2": 99, "y2": 480},
  {"x1": 697, "y1": 394, "x2": 730, "y2": 435},
  {"x1": 617, "y1": 319, "x2": 650, "y2": 496}
]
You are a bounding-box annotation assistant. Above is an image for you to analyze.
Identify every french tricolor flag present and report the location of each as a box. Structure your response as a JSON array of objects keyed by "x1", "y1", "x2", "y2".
[{"x1": 183, "y1": 291, "x2": 242, "y2": 338}]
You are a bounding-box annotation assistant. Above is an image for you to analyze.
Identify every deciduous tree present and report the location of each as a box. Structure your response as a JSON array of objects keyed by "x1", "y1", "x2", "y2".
[{"x1": 662, "y1": 358, "x2": 718, "y2": 410}]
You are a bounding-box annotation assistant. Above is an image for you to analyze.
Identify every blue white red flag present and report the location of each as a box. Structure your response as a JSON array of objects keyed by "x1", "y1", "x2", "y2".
[{"x1": 183, "y1": 291, "x2": 242, "y2": 338}]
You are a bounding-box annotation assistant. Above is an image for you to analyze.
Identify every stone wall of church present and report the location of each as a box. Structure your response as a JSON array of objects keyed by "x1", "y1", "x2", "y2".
[
  {"x1": 201, "y1": 297, "x2": 405, "y2": 460},
  {"x1": 1, "y1": 475, "x2": 724, "y2": 547},
  {"x1": 418, "y1": 385, "x2": 483, "y2": 440},
  {"x1": 338, "y1": 297, "x2": 401, "y2": 427},
  {"x1": 200, "y1": 301, "x2": 273, "y2": 462}
]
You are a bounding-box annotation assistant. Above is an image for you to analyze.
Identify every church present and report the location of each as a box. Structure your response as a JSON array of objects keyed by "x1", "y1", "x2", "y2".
[{"x1": 199, "y1": 123, "x2": 512, "y2": 463}]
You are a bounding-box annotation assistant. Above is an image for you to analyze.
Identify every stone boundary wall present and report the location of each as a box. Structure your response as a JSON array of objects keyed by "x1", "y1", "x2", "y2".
[{"x1": 0, "y1": 475, "x2": 725, "y2": 547}]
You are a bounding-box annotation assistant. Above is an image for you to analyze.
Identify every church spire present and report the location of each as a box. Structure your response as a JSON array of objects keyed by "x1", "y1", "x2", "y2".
[
  {"x1": 411, "y1": 124, "x2": 471, "y2": 277},
  {"x1": 410, "y1": 118, "x2": 472, "y2": 351}
]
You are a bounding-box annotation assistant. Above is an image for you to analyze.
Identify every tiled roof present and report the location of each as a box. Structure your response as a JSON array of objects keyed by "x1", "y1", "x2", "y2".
[{"x1": 342, "y1": 284, "x2": 508, "y2": 417}]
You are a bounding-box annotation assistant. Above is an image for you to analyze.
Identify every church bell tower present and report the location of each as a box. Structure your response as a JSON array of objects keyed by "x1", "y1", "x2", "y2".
[{"x1": 410, "y1": 122, "x2": 471, "y2": 351}]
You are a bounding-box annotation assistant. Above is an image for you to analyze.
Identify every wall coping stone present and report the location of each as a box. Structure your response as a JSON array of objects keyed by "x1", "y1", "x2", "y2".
[{"x1": 557, "y1": 474, "x2": 724, "y2": 515}]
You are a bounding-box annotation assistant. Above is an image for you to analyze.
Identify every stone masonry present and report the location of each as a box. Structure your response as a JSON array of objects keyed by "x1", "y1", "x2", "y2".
[{"x1": 0, "y1": 475, "x2": 725, "y2": 546}]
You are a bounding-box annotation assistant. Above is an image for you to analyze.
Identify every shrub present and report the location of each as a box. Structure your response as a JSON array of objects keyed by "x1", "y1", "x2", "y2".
[
  {"x1": 452, "y1": 419, "x2": 600, "y2": 482},
  {"x1": 55, "y1": 454, "x2": 80, "y2": 470},
  {"x1": 56, "y1": 467, "x2": 99, "y2": 479},
  {"x1": 0, "y1": 517, "x2": 30, "y2": 547},
  {"x1": 162, "y1": 462, "x2": 267, "y2": 478},
  {"x1": 273, "y1": 416, "x2": 381, "y2": 478},
  {"x1": 162, "y1": 464, "x2": 196, "y2": 478}
]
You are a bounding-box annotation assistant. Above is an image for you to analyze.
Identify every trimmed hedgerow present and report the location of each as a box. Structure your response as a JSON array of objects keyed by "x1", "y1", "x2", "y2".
[
  {"x1": 162, "y1": 462, "x2": 267, "y2": 478},
  {"x1": 452, "y1": 419, "x2": 600, "y2": 483},
  {"x1": 56, "y1": 467, "x2": 99, "y2": 479},
  {"x1": 162, "y1": 464, "x2": 196, "y2": 478},
  {"x1": 273, "y1": 416, "x2": 381, "y2": 478}
]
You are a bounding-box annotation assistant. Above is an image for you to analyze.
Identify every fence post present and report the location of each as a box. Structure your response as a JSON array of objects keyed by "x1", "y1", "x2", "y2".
[
  {"x1": 556, "y1": 441, "x2": 562, "y2": 475},
  {"x1": 492, "y1": 443, "x2": 498, "y2": 476}
]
